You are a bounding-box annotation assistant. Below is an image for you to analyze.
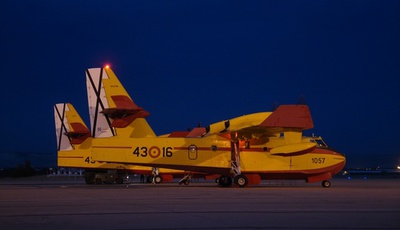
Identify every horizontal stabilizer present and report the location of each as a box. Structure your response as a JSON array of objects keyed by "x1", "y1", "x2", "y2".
[
  {"x1": 102, "y1": 108, "x2": 150, "y2": 128},
  {"x1": 64, "y1": 122, "x2": 90, "y2": 144},
  {"x1": 101, "y1": 95, "x2": 150, "y2": 128}
]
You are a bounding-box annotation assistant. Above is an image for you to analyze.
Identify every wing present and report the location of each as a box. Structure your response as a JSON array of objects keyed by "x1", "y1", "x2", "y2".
[{"x1": 203, "y1": 105, "x2": 314, "y2": 141}]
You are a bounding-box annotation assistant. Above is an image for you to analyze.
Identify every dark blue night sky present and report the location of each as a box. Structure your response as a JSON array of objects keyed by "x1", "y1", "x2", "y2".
[{"x1": 1, "y1": 1, "x2": 399, "y2": 168}]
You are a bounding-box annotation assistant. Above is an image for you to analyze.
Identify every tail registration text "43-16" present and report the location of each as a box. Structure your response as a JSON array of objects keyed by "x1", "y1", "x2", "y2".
[{"x1": 133, "y1": 146, "x2": 173, "y2": 158}]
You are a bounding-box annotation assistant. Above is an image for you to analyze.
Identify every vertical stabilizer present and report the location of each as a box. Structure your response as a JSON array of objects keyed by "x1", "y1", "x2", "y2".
[
  {"x1": 54, "y1": 103, "x2": 90, "y2": 151},
  {"x1": 86, "y1": 68, "x2": 115, "y2": 138},
  {"x1": 86, "y1": 67, "x2": 155, "y2": 138}
]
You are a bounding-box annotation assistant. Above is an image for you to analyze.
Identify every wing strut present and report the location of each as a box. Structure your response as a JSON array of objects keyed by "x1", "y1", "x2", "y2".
[
  {"x1": 231, "y1": 133, "x2": 241, "y2": 176},
  {"x1": 230, "y1": 133, "x2": 249, "y2": 187},
  {"x1": 151, "y1": 167, "x2": 162, "y2": 184}
]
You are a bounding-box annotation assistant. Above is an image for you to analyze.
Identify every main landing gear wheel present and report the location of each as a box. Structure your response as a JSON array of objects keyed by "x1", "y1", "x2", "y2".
[
  {"x1": 234, "y1": 174, "x2": 248, "y2": 188},
  {"x1": 322, "y1": 180, "x2": 331, "y2": 188},
  {"x1": 154, "y1": 175, "x2": 163, "y2": 184},
  {"x1": 218, "y1": 176, "x2": 233, "y2": 187}
]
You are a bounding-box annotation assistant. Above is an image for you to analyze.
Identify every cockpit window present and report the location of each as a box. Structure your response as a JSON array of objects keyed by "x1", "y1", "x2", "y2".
[
  {"x1": 311, "y1": 137, "x2": 328, "y2": 147},
  {"x1": 315, "y1": 139, "x2": 327, "y2": 147}
]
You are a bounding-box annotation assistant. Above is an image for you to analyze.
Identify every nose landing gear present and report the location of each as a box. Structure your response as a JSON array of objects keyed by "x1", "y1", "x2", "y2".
[{"x1": 322, "y1": 180, "x2": 331, "y2": 188}]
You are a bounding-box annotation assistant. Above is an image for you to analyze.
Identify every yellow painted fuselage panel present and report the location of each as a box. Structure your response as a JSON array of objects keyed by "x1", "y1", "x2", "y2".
[
  {"x1": 89, "y1": 135, "x2": 345, "y2": 175},
  {"x1": 57, "y1": 138, "x2": 184, "y2": 174}
]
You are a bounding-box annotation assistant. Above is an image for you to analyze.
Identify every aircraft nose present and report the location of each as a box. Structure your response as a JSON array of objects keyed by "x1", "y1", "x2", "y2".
[
  {"x1": 327, "y1": 147, "x2": 346, "y2": 163},
  {"x1": 337, "y1": 151, "x2": 346, "y2": 164},
  {"x1": 332, "y1": 152, "x2": 346, "y2": 175}
]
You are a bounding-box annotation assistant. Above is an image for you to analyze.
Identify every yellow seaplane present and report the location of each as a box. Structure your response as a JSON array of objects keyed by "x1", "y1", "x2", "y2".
[
  {"x1": 55, "y1": 103, "x2": 192, "y2": 184},
  {"x1": 56, "y1": 66, "x2": 345, "y2": 187}
]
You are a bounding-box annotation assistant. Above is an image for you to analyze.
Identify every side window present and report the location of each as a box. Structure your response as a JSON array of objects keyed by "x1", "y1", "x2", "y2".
[{"x1": 188, "y1": 145, "x2": 198, "y2": 160}]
